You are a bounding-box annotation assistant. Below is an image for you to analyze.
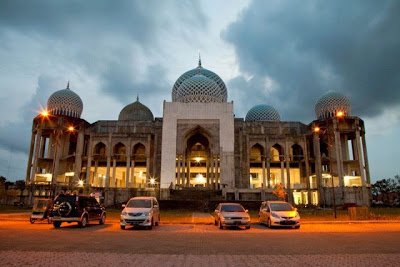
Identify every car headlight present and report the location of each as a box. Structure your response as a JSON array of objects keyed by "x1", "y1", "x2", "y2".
[
  {"x1": 143, "y1": 212, "x2": 151, "y2": 216},
  {"x1": 271, "y1": 212, "x2": 281, "y2": 219},
  {"x1": 121, "y1": 211, "x2": 127, "y2": 216}
]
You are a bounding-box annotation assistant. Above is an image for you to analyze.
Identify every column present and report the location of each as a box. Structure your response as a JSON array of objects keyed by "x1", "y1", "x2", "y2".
[
  {"x1": 85, "y1": 138, "x2": 93, "y2": 187},
  {"x1": 177, "y1": 155, "x2": 181, "y2": 186},
  {"x1": 285, "y1": 141, "x2": 292, "y2": 203},
  {"x1": 266, "y1": 159, "x2": 271, "y2": 188},
  {"x1": 73, "y1": 127, "x2": 85, "y2": 185},
  {"x1": 361, "y1": 134, "x2": 371, "y2": 184},
  {"x1": 131, "y1": 160, "x2": 136, "y2": 187},
  {"x1": 126, "y1": 154, "x2": 131, "y2": 189},
  {"x1": 26, "y1": 130, "x2": 36, "y2": 183},
  {"x1": 146, "y1": 155, "x2": 150, "y2": 186},
  {"x1": 206, "y1": 157, "x2": 210, "y2": 187},
  {"x1": 186, "y1": 156, "x2": 190, "y2": 187},
  {"x1": 112, "y1": 159, "x2": 116, "y2": 188},
  {"x1": 355, "y1": 128, "x2": 368, "y2": 206},
  {"x1": 262, "y1": 157, "x2": 266, "y2": 189},
  {"x1": 31, "y1": 128, "x2": 42, "y2": 182},
  {"x1": 313, "y1": 132, "x2": 323, "y2": 206},
  {"x1": 105, "y1": 134, "x2": 112, "y2": 188},
  {"x1": 303, "y1": 137, "x2": 312, "y2": 205}
]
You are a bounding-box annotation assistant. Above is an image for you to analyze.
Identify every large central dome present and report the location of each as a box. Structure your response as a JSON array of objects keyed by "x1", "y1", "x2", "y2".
[{"x1": 172, "y1": 59, "x2": 227, "y2": 103}]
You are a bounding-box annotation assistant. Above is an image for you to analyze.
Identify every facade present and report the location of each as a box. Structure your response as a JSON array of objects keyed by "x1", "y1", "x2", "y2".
[{"x1": 25, "y1": 60, "x2": 371, "y2": 206}]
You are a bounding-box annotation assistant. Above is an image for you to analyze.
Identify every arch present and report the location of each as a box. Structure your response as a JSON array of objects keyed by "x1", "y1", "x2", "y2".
[
  {"x1": 270, "y1": 143, "x2": 283, "y2": 162},
  {"x1": 291, "y1": 144, "x2": 304, "y2": 161},
  {"x1": 249, "y1": 143, "x2": 265, "y2": 189},
  {"x1": 250, "y1": 143, "x2": 264, "y2": 162},
  {"x1": 184, "y1": 126, "x2": 212, "y2": 151},
  {"x1": 113, "y1": 142, "x2": 126, "y2": 161},
  {"x1": 93, "y1": 142, "x2": 107, "y2": 156},
  {"x1": 132, "y1": 143, "x2": 146, "y2": 160}
]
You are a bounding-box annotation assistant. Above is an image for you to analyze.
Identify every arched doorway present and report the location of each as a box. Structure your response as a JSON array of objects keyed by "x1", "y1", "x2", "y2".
[
  {"x1": 131, "y1": 143, "x2": 147, "y2": 188},
  {"x1": 176, "y1": 130, "x2": 219, "y2": 189},
  {"x1": 249, "y1": 144, "x2": 264, "y2": 188}
]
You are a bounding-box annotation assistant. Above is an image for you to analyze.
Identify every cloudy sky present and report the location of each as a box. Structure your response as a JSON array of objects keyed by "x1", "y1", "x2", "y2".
[{"x1": 0, "y1": 0, "x2": 399, "y2": 182}]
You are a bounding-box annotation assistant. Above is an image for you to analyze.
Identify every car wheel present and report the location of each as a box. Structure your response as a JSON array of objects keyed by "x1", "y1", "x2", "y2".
[
  {"x1": 294, "y1": 225, "x2": 300, "y2": 229},
  {"x1": 155, "y1": 215, "x2": 160, "y2": 226},
  {"x1": 79, "y1": 215, "x2": 88, "y2": 228},
  {"x1": 246, "y1": 225, "x2": 251, "y2": 230},
  {"x1": 53, "y1": 221, "x2": 61, "y2": 228},
  {"x1": 214, "y1": 220, "x2": 218, "y2": 226},
  {"x1": 120, "y1": 225, "x2": 125, "y2": 230},
  {"x1": 147, "y1": 218, "x2": 153, "y2": 230},
  {"x1": 99, "y1": 214, "x2": 106, "y2": 225},
  {"x1": 29, "y1": 218, "x2": 35, "y2": 224},
  {"x1": 218, "y1": 220, "x2": 223, "y2": 230}
]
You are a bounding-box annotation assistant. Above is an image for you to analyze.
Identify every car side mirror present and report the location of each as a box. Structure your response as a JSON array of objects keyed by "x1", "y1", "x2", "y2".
[
  {"x1": 245, "y1": 209, "x2": 249, "y2": 213},
  {"x1": 153, "y1": 205, "x2": 159, "y2": 208},
  {"x1": 122, "y1": 204, "x2": 126, "y2": 208},
  {"x1": 214, "y1": 210, "x2": 219, "y2": 213}
]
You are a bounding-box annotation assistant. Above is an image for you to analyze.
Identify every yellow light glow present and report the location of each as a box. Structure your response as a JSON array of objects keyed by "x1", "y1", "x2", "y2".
[
  {"x1": 149, "y1": 177, "x2": 156, "y2": 185},
  {"x1": 78, "y1": 180, "x2": 84, "y2": 187},
  {"x1": 336, "y1": 111, "x2": 344, "y2": 118},
  {"x1": 67, "y1": 126, "x2": 75, "y2": 132},
  {"x1": 313, "y1": 126, "x2": 320, "y2": 133},
  {"x1": 194, "y1": 157, "x2": 202, "y2": 163},
  {"x1": 195, "y1": 173, "x2": 206, "y2": 184},
  {"x1": 40, "y1": 110, "x2": 49, "y2": 117}
]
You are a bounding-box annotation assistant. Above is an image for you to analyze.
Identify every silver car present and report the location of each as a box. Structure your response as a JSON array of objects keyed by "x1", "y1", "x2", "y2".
[
  {"x1": 259, "y1": 201, "x2": 300, "y2": 229},
  {"x1": 120, "y1": 197, "x2": 160, "y2": 230},
  {"x1": 214, "y1": 203, "x2": 251, "y2": 229}
]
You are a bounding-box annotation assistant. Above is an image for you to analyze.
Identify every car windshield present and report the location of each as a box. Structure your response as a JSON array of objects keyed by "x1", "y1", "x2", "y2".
[
  {"x1": 221, "y1": 204, "x2": 245, "y2": 212},
  {"x1": 270, "y1": 203, "x2": 294, "y2": 211},
  {"x1": 127, "y1": 199, "x2": 151, "y2": 208}
]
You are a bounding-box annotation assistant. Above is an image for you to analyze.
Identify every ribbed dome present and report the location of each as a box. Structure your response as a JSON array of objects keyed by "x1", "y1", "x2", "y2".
[
  {"x1": 47, "y1": 83, "x2": 83, "y2": 118},
  {"x1": 172, "y1": 59, "x2": 227, "y2": 103},
  {"x1": 315, "y1": 91, "x2": 351, "y2": 119},
  {"x1": 245, "y1": 104, "x2": 280, "y2": 122},
  {"x1": 118, "y1": 98, "x2": 154, "y2": 121}
]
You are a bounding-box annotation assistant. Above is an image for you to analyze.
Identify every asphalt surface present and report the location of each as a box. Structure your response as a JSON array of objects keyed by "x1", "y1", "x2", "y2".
[{"x1": 1, "y1": 213, "x2": 400, "y2": 266}]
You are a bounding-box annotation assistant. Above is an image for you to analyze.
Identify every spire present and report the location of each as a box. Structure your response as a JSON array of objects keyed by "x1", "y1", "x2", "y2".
[
  {"x1": 198, "y1": 52, "x2": 202, "y2": 67},
  {"x1": 136, "y1": 94, "x2": 139, "y2": 102},
  {"x1": 66, "y1": 81, "x2": 70, "y2": 90}
]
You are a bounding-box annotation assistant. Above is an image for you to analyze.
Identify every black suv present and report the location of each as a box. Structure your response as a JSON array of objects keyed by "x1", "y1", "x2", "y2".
[{"x1": 51, "y1": 193, "x2": 106, "y2": 228}]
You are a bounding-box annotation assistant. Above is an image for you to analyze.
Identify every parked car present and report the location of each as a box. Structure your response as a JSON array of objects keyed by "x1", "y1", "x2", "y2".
[
  {"x1": 51, "y1": 193, "x2": 106, "y2": 228},
  {"x1": 258, "y1": 201, "x2": 300, "y2": 229},
  {"x1": 214, "y1": 203, "x2": 251, "y2": 229},
  {"x1": 120, "y1": 197, "x2": 160, "y2": 230}
]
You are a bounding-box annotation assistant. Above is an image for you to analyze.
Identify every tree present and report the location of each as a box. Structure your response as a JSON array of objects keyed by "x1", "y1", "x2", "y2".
[
  {"x1": 14, "y1": 180, "x2": 26, "y2": 191},
  {"x1": 371, "y1": 176, "x2": 399, "y2": 205}
]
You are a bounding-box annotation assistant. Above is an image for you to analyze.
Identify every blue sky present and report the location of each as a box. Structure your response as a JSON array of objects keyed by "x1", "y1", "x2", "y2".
[{"x1": 0, "y1": 0, "x2": 399, "y2": 182}]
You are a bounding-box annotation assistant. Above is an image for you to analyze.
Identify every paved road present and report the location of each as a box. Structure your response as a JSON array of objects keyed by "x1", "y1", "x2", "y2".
[{"x1": 1, "y1": 221, "x2": 400, "y2": 266}]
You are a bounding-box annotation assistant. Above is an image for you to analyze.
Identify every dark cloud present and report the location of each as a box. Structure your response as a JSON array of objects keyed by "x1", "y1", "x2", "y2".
[
  {"x1": 224, "y1": 0, "x2": 400, "y2": 121},
  {"x1": 0, "y1": 0, "x2": 207, "y2": 105}
]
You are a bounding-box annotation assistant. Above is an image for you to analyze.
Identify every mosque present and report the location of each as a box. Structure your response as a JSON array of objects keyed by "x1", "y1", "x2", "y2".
[{"x1": 25, "y1": 58, "x2": 371, "y2": 206}]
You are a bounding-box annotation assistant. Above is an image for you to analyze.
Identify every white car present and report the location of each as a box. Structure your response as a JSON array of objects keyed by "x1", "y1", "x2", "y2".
[
  {"x1": 214, "y1": 203, "x2": 251, "y2": 229},
  {"x1": 259, "y1": 201, "x2": 300, "y2": 229},
  {"x1": 120, "y1": 197, "x2": 160, "y2": 230}
]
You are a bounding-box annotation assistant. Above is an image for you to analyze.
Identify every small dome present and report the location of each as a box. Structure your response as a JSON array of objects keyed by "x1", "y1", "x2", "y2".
[
  {"x1": 172, "y1": 59, "x2": 227, "y2": 103},
  {"x1": 47, "y1": 83, "x2": 83, "y2": 118},
  {"x1": 246, "y1": 104, "x2": 280, "y2": 122},
  {"x1": 315, "y1": 91, "x2": 351, "y2": 119},
  {"x1": 118, "y1": 98, "x2": 154, "y2": 121}
]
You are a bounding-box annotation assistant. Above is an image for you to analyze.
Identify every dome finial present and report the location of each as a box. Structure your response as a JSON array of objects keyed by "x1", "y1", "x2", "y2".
[
  {"x1": 136, "y1": 94, "x2": 139, "y2": 102},
  {"x1": 66, "y1": 81, "x2": 70, "y2": 90},
  {"x1": 198, "y1": 52, "x2": 202, "y2": 67}
]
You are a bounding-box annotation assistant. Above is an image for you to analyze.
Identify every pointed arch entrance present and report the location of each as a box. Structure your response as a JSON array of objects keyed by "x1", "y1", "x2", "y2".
[{"x1": 176, "y1": 128, "x2": 219, "y2": 189}]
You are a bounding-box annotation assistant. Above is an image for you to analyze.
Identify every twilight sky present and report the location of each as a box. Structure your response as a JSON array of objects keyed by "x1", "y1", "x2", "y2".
[{"x1": 0, "y1": 0, "x2": 399, "y2": 182}]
